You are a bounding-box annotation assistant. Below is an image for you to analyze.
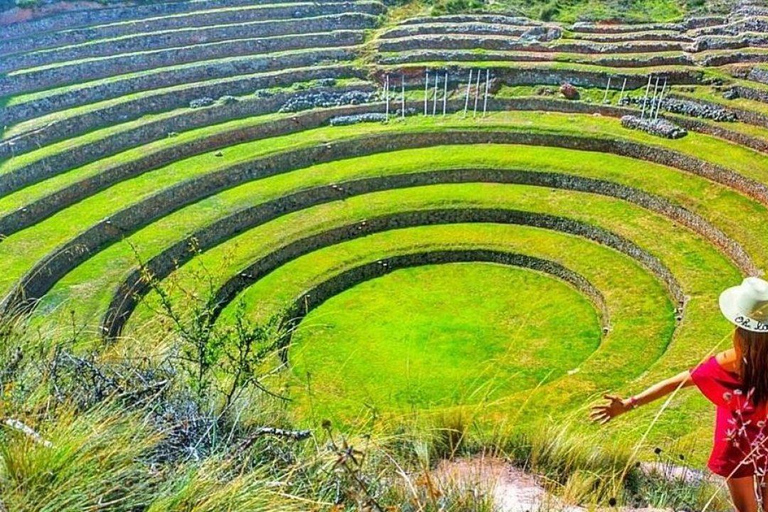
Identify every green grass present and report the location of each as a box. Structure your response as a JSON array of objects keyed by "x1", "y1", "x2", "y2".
[
  {"x1": 289, "y1": 263, "x2": 601, "y2": 417},
  {"x1": 0, "y1": 111, "x2": 758, "y2": 467},
  {"x1": 6, "y1": 1, "x2": 768, "y2": 505},
  {"x1": 23, "y1": 134, "x2": 762, "y2": 327},
  {"x1": 104, "y1": 174, "x2": 736, "y2": 447},
  {"x1": 212, "y1": 220, "x2": 673, "y2": 420},
  {"x1": 4, "y1": 111, "x2": 768, "y2": 303}
]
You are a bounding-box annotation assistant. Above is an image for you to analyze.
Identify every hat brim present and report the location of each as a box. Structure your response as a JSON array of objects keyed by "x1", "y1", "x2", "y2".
[{"x1": 720, "y1": 286, "x2": 768, "y2": 333}]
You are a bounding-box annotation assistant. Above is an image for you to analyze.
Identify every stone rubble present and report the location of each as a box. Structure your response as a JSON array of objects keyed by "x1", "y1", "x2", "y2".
[
  {"x1": 620, "y1": 96, "x2": 737, "y2": 122},
  {"x1": 329, "y1": 108, "x2": 417, "y2": 126},
  {"x1": 278, "y1": 89, "x2": 379, "y2": 113},
  {"x1": 621, "y1": 115, "x2": 689, "y2": 139}
]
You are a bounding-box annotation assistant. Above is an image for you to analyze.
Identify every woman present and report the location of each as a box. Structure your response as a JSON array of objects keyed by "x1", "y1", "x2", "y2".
[{"x1": 592, "y1": 277, "x2": 768, "y2": 512}]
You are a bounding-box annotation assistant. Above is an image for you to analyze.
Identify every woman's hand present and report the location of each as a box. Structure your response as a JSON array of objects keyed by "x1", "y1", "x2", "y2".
[{"x1": 590, "y1": 394, "x2": 631, "y2": 425}]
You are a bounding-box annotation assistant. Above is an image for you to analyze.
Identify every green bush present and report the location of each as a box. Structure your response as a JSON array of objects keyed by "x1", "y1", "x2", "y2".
[{"x1": 431, "y1": 0, "x2": 487, "y2": 16}]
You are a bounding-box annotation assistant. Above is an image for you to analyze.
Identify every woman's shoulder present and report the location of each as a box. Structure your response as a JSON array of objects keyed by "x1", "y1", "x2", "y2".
[
  {"x1": 714, "y1": 349, "x2": 740, "y2": 375},
  {"x1": 691, "y1": 351, "x2": 743, "y2": 408}
]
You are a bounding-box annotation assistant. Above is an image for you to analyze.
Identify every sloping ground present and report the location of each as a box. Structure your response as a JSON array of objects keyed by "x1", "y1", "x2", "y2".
[{"x1": 2, "y1": 0, "x2": 768, "y2": 487}]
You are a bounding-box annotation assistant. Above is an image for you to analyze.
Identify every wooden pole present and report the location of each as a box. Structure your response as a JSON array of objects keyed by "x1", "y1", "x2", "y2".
[
  {"x1": 602, "y1": 76, "x2": 611, "y2": 104},
  {"x1": 432, "y1": 71, "x2": 439, "y2": 116},
  {"x1": 463, "y1": 69, "x2": 473, "y2": 118},
  {"x1": 401, "y1": 74, "x2": 405, "y2": 119},
  {"x1": 424, "y1": 70, "x2": 429, "y2": 116},
  {"x1": 473, "y1": 69, "x2": 481, "y2": 117},
  {"x1": 654, "y1": 78, "x2": 668, "y2": 120},
  {"x1": 443, "y1": 72, "x2": 448, "y2": 116},
  {"x1": 482, "y1": 69, "x2": 490, "y2": 117},
  {"x1": 384, "y1": 74, "x2": 389, "y2": 122}
]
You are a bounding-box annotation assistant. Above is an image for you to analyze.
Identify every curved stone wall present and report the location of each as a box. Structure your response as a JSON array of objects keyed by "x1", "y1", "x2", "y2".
[
  {"x1": 699, "y1": 51, "x2": 768, "y2": 67},
  {"x1": 0, "y1": 68, "x2": 365, "y2": 159},
  {"x1": 102, "y1": 168, "x2": 747, "y2": 338},
  {"x1": 108, "y1": 207, "x2": 672, "y2": 339},
  {"x1": 3, "y1": 128, "x2": 764, "y2": 318},
  {"x1": 1, "y1": 50, "x2": 357, "y2": 129},
  {"x1": 668, "y1": 93, "x2": 768, "y2": 129},
  {"x1": 377, "y1": 50, "x2": 692, "y2": 68},
  {"x1": 381, "y1": 23, "x2": 531, "y2": 39},
  {"x1": 570, "y1": 22, "x2": 686, "y2": 33},
  {"x1": 400, "y1": 15, "x2": 539, "y2": 26},
  {"x1": 0, "y1": 1, "x2": 385, "y2": 43},
  {"x1": 0, "y1": 101, "x2": 377, "y2": 236},
  {"x1": 1, "y1": 14, "x2": 378, "y2": 74},
  {"x1": 377, "y1": 36, "x2": 686, "y2": 55},
  {"x1": 735, "y1": 85, "x2": 768, "y2": 105},
  {"x1": 491, "y1": 68, "x2": 702, "y2": 88},
  {"x1": 90, "y1": 164, "x2": 747, "y2": 336},
  {"x1": 569, "y1": 31, "x2": 693, "y2": 43},
  {"x1": 247, "y1": 249, "x2": 610, "y2": 352},
  {"x1": 1, "y1": 31, "x2": 365, "y2": 96},
  {"x1": 5, "y1": 97, "x2": 767, "y2": 238}
]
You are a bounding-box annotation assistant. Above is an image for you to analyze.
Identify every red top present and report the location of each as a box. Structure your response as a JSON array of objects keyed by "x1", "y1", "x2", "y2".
[{"x1": 691, "y1": 356, "x2": 768, "y2": 478}]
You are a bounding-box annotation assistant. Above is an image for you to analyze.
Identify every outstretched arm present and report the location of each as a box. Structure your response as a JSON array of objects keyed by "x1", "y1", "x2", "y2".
[{"x1": 590, "y1": 370, "x2": 695, "y2": 425}]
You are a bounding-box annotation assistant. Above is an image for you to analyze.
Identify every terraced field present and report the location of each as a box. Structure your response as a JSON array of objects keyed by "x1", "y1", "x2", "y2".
[{"x1": 5, "y1": 0, "x2": 768, "y2": 465}]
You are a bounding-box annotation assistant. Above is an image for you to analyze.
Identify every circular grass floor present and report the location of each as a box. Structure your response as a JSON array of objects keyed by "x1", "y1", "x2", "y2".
[{"x1": 287, "y1": 262, "x2": 602, "y2": 422}]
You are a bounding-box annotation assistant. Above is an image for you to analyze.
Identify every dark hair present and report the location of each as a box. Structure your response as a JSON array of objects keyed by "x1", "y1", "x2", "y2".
[{"x1": 736, "y1": 327, "x2": 768, "y2": 405}]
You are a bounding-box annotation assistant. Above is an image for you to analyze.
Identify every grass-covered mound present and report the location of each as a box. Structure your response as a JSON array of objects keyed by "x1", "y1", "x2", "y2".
[{"x1": 288, "y1": 263, "x2": 602, "y2": 418}]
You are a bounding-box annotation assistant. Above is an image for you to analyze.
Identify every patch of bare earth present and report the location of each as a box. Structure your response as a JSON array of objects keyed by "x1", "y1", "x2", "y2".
[{"x1": 434, "y1": 457, "x2": 689, "y2": 512}]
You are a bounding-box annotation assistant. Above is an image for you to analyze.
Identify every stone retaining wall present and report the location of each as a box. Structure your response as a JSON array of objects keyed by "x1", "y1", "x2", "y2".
[
  {"x1": 570, "y1": 22, "x2": 686, "y2": 33},
  {"x1": 698, "y1": 51, "x2": 768, "y2": 67},
  {"x1": 673, "y1": 115, "x2": 768, "y2": 153},
  {"x1": 6, "y1": 96, "x2": 766, "y2": 238},
  {"x1": 111, "y1": 206, "x2": 664, "y2": 339},
  {"x1": 4, "y1": 128, "x2": 761, "y2": 320},
  {"x1": 569, "y1": 32, "x2": 693, "y2": 43},
  {"x1": 490, "y1": 67, "x2": 702, "y2": 88},
  {"x1": 2, "y1": 48, "x2": 356, "y2": 129},
  {"x1": 691, "y1": 34, "x2": 768, "y2": 53},
  {"x1": 381, "y1": 23, "x2": 530, "y2": 39},
  {"x1": 1, "y1": 63, "x2": 362, "y2": 159},
  {"x1": 101, "y1": 167, "x2": 751, "y2": 338},
  {"x1": 734, "y1": 85, "x2": 768, "y2": 105},
  {"x1": 668, "y1": 93, "x2": 768, "y2": 128},
  {"x1": 377, "y1": 35, "x2": 686, "y2": 55},
  {"x1": 2, "y1": 13, "x2": 377, "y2": 73},
  {"x1": 377, "y1": 49, "x2": 692, "y2": 68},
  {"x1": 1, "y1": 0, "x2": 384, "y2": 43},
  {"x1": 0, "y1": 100, "x2": 375, "y2": 237},
  {"x1": 0, "y1": 81, "x2": 374, "y2": 197},
  {"x1": 1, "y1": 30, "x2": 364, "y2": 96},
  {"x1": 400, "y1": 15, "x2": 539, "y2": 26}
]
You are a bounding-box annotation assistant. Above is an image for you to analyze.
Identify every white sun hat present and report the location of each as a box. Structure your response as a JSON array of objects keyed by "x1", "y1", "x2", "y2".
[{"x1": 719, "y1": 277, "x2": 768, "y2": 332}]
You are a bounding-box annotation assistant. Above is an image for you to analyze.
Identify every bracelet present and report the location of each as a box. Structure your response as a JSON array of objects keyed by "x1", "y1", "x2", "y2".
[{"x1": 627, "y1": 396, "x2": 639, "y2": 409}]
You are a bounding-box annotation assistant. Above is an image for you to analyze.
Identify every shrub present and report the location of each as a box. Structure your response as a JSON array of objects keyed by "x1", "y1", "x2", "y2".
[{"x1": 431, "y1": 0, "x2": 487, "y2": 16}]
